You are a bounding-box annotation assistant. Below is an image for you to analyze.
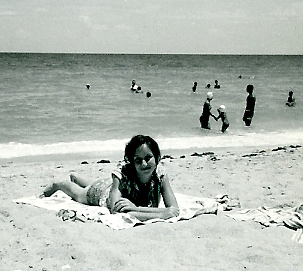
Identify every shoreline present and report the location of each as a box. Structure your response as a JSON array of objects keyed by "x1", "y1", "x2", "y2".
[
  {"x1": 1, "y1": 143, "x2": 303, "y2": 270},
  {"x1": 2, "y1": 128, "x2": 303, "y2": 161},
  {"x1": 2, "y1": 140, "x2": 302, "y2": 165}
]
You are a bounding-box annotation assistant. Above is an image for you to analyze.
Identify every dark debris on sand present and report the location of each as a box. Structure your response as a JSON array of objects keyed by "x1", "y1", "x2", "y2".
[
  {"x1": 190, "y1": 152, "x2": 215, "y2": 157},
  {"x1": 242, "y1": 145, "x2": 302, "y2": 158},
  {"x1": 97, "y1": 159, "x2": 111, "y2": 164},
  {"x1": 162, "y1": 155, "x2": 175, "y2": 160}
]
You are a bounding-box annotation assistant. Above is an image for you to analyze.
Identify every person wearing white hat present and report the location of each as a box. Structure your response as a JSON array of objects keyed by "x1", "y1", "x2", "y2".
[
  {"x1": 215, "y1": 104, "x2": 229, "y2": 133},
  {"x1": 206, "y1": 91, "x2": 213, "y2": 99},
  {"x1": 199, "y1": 92, "x2": 216, "y2": 129}
]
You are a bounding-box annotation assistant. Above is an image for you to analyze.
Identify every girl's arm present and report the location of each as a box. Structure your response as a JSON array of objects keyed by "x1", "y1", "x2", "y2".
[
  {"x1": 161, "y1": 172, "x2": 179, "y2": 209},
  {"x1": 114, "y1": 173, "x2": 179, "y2": 221}
]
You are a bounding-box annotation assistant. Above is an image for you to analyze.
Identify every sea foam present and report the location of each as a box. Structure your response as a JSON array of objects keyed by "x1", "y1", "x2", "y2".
[{"x1": 1, "y1": 130, "x2": 302, "y2": 159}]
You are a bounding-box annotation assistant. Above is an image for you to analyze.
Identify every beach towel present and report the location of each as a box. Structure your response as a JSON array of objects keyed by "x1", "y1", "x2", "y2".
[
  {"x1": 226, "y1": 204, "x2": 303, "y2": 244},
  {"x1": 13, "y1": 192, "x2": 236, "y2": 230}
]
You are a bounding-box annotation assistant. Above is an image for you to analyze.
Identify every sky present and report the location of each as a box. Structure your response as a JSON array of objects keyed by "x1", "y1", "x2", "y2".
[{"x1": 1, "y1": 0, "x2": 302, "y2": 54}]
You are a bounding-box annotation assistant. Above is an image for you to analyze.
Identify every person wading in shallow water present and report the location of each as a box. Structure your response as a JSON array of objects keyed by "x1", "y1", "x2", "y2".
[
  {"x1": 130, "y1": 79, "x2": 138, "y2": 92},
  {"x1": 286, "y1": 91, "x2": 295, "y2": 107},
  {"x1": 200, "y1": 92, "x2": 217, "y2": 130},
  {"x1": 215, "y1": 105, "x2": 229, "y2": 133},
  {"x1": 214, "y1": 80, "x2": 220, "y2": 89},
  {"x1": 242, "y1": 84, "x2": 256, "y2": 126},
  {"x1": 192, "y1": 82, "x2": 198, "y2": 93}
]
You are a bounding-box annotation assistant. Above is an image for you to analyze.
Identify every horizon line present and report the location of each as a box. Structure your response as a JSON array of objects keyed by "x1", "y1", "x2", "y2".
[{"x1": 1, "y1": 52, "x2": 302, "y2": 56}]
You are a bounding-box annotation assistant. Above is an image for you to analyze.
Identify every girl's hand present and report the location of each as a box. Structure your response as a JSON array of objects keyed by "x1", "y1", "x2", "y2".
[
  {"x1": 161, "y1": 206, "x2": 180, "y2": 220},
  {"x1": 114, "y1": 198, "x2": 136, "y2": 213}
]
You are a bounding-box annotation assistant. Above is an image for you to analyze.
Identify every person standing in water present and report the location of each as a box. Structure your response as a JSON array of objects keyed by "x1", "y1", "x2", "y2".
[
  {"x1": 214, "y1": 80, "x2": 220, "y2": 89},
  {"x1": 242, "y1": 84, "x2": 256, "y2": 126},
  {"x1": 192, "y1": 82, "x2": 198, "y2": 93},
  {"x1": 286, "y1": 91, "x2": 295, "y2": 107},
  {"x1": 215, "y1": 105, "x2": 229, "y2": 133},
  {"x1": 200, "y1": 92, "x2": 217, "y2": 130}
]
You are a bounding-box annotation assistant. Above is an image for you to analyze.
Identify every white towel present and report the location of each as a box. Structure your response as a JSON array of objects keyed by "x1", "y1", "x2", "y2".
[
  {"x1": 226, "y1": 204, "x2": 303, "y2": 244},
  {"x1": 13, "y1": 191, "x2": 223, "y2": 230}
]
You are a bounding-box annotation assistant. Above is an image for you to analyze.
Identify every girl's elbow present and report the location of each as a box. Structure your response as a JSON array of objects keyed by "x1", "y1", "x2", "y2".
[{"x1": 169, "y1": 206, "x2": 180, "y2": 218}]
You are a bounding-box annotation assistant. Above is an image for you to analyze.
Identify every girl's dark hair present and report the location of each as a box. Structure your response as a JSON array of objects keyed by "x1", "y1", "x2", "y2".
[{"x1": 124, "y1": 135, "x2": 161, "y2": 165}]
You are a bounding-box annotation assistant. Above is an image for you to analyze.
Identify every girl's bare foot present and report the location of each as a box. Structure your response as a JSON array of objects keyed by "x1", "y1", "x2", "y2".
[
  {"x1": 70, "y1": 174, "x2": 78, "y2": 184},
  {"x1": 41, "y1": 183, "x2": 59, "y2": 197}
]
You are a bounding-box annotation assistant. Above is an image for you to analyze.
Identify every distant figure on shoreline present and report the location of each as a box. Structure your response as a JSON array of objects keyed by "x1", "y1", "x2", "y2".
[
  {"x1": 286, "y1": 91, "x2": 295, "y2": 107},
  {"x1": 243, "y1": 84, "x2": 256, "y2": 126},
  {"x1": 200, "y1": 92, "x2": 217, "y2": 130},
  {"x1": 192, "y1": 82, "x2": 198, "y2": 93},
  {"x1": 86, "y1": 84, "x2": 90, "y2": 90},
  {"x1": 131, "y1": 79, "x2": 138, "y2": 91},
  {"x1": 214, "y1": 80, "x2": 220, "y2": 89},
  {"x1": 205, "y1": 84, "x2": 211, "y2": 89},
  {"x1": 215, "y1": 105, "x2": 229, "y2": 133}
]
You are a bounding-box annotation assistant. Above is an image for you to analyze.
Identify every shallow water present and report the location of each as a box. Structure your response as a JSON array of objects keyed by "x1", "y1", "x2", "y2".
[{"x1": 0, "y1": 53, "x2": 302, "y2": 158}]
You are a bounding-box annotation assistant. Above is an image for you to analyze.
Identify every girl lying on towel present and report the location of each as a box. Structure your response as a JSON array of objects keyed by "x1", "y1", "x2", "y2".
[{"x1": 41, "y1": 135, "x2": 179, "y2": 221}]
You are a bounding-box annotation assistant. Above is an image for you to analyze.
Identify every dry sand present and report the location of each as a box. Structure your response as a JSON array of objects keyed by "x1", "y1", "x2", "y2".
[{"x1": 1, "y1": 144, "x2": 303, "y2": 271}]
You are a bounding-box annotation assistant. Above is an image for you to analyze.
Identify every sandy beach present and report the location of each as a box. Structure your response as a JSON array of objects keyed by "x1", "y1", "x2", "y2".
[{"x1": 1, "y1": 144, "x2": 303, "y2": 271}]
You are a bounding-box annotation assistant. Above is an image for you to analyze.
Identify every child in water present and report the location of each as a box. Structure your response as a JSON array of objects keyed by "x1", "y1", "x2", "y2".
[
  {"x1": 215, "y1": 105, "x2": 229, "y2": 133},
  {"x1": 135, "y1": 86, "x2": 143, "y2": 93},
  {"x1": 41, "y1": 135, "x2": 179, "y2": 221}
]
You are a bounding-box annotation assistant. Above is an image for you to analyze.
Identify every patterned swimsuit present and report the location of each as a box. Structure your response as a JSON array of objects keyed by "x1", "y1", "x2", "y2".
[{"x1": 86, "y1": 163, "x2": 166, "y2": 207}]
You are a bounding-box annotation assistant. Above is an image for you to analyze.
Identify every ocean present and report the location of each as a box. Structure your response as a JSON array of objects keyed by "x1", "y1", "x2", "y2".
[{"x1": 0, "y1": 53, "x2": 302, "y2": 159}]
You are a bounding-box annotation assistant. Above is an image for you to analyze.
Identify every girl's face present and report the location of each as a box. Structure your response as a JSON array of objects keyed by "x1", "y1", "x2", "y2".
[{"x1": 133, "y1": 144, "x2": 157, "y2": 184}]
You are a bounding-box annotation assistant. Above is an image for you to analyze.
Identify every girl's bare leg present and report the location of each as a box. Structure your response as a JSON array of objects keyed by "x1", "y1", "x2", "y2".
[
  {"x1": 70, "y1": 174, "x2": 93, "y2": 188},
  {"x1": 42, "y1": 181, "x2": 89, "y2": 204}
]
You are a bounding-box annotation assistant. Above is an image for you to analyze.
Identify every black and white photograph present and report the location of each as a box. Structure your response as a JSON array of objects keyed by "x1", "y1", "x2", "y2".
[{"x1": 1, "y1": 1, "x2": 302, "y2": 270}]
